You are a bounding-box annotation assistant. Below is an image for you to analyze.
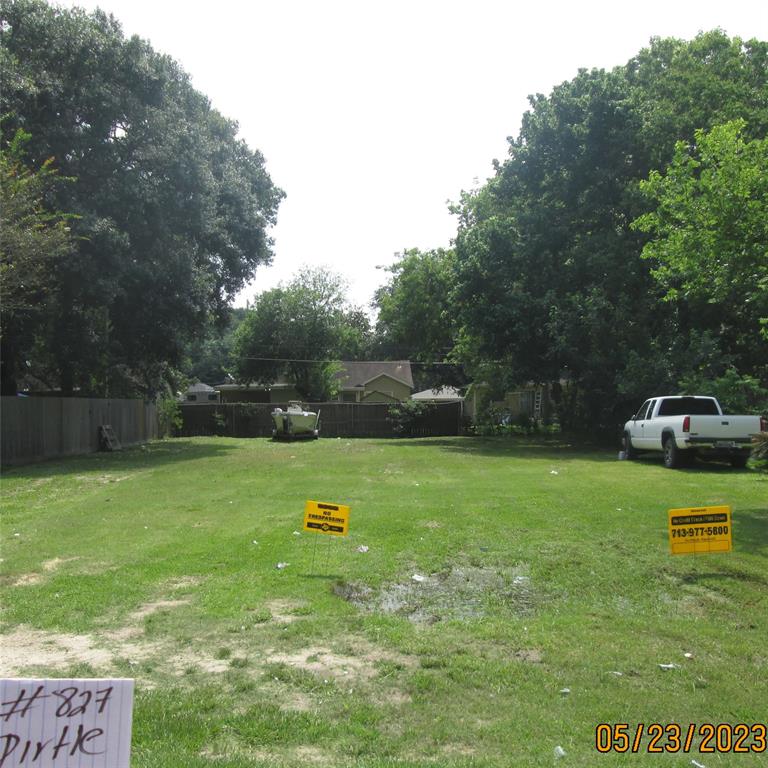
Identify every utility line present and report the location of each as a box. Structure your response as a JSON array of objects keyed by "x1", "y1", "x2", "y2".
[{"x1": 236, "y1": 356, "x2": 503, "y2": 366}]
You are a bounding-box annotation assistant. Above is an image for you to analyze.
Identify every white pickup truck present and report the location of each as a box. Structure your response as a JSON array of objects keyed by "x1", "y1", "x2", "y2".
[{"x1": 622, "y1": 395, "x2": 765, "y2": 469}]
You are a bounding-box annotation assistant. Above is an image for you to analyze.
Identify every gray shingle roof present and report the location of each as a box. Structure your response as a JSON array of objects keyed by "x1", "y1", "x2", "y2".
[{"x1": 335, "y1": 361, "x2": 413, "y2": 389}]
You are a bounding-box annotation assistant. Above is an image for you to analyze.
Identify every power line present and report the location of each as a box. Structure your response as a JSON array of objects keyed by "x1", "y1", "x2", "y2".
[{"x1": 235, "y1": 356, "x2": 509, "y2": 367}]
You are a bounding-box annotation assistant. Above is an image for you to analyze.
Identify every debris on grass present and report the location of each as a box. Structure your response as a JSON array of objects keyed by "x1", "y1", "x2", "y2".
[
  {"x1": 658, "y1": 663, "x2": 680, "y2": 670},
  {"x1": 608, "y1": 670, "x2": 623, "y2": 676},
  {"x1": 336, "y1": 565, "x2": 536, "y2": 624},
  {"x1": 276, "y1": 562, "x2": 289, "y2": 570},
  {"x1": 559, "y1": 688, "x2": 571, "y2": 695},
  {"x1": 554, "y1": 745, "x2": 566, "y2": 758},
  {"x1": 356, "y1": 545, "x2": 369, "y2": 553}
]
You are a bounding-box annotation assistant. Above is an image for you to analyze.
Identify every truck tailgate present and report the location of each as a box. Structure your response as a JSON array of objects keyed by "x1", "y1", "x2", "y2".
[{"x1": 688, "y1": 415, "x2": 761, "y2": 440}]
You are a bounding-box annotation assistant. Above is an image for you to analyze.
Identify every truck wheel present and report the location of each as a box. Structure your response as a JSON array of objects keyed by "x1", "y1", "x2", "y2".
[
  {"x1": 730, "y1": 454, "x2": 749, "y2": 469},
  {"x1": 663, "y1": 436, "x2": 681, "y2": 469},
  {"x1": 622, "y1": 432, "x2": 637, "y2": 459}
]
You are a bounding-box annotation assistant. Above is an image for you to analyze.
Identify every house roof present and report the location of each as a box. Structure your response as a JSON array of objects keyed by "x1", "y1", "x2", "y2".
[
  {"x1": 335, "y1": 361, "x2": 413, "y2": 389},
  {"x1": 187, "y1": 382, "x2": 218, "y2": 393},
  {"x1": 412, "y1": 386, "x2": 464, "y2": 401}
]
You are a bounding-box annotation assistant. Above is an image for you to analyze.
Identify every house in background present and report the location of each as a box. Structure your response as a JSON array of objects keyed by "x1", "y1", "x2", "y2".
[
  {"x1": 184, "y1": 382, "x2": 220, "y2": 404},
  {"x1": 411, "y1": 386, "x2": 464, "y2": 403},
  {"x1": 334, "y1": 361, "x2": 413, "y2": 403},
  {"x1": 213, "y1": 362, "x2": 415, "y2": 404}
]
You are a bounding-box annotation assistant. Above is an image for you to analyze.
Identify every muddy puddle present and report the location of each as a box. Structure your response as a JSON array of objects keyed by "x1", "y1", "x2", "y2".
[{"x1": 335, "y1": 565, "x2": 535, "y2": 623}]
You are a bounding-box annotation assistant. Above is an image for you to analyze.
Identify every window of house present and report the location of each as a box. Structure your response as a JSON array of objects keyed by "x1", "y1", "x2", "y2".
[{"x1": 187, "y1": 394, "x2": 197, "y2": 401}]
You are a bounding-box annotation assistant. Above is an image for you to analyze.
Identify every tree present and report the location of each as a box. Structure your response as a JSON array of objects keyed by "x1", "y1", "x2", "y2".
[
  {"x1": 374, "y1": 248, "x2": 458, "y2": 360},
  {"x1": 0, "y1": 0, "x2": 283, "y2": 395},
  {"x1": 452, "y1": 31, "x2": 768, "y2": 435},
  {"x1": 632, "y1": 121, "x2": 768, "y2": 371},
  {"x1": 372, "y1": 248, "x2": 466, "y2": 391},
  {"x1": 0, "y1": 128, "x2": 75, "y2": 394},
  {"x1": 183, "y1": 307, "x2": 248, "y2": 385},
  {"x1": 231, "y1": 268, "x2": 371, "y2": 400}
]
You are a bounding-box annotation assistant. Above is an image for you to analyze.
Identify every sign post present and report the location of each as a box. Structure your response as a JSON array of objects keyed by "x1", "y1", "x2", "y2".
[
  {"x1": 667, "y1": 505, "x2": 732, "y2": 556},
  {"x1": 303, "y1": 500, "x2": 350, "y2": 574}
]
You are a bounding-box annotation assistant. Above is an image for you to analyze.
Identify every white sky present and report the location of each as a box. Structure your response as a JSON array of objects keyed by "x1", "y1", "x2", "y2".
[{"x1": 59, "y1": 0, "x2": 766, "y2": 311}]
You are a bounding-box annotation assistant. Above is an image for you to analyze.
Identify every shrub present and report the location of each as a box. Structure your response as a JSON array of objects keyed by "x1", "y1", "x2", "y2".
[{"x1": 158, "y1": 396, "x2": 182, "y2": 438}]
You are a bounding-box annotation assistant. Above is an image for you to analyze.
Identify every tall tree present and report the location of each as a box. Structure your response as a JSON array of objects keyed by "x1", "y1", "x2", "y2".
[
  {"x1": 231, "y1": 268, "x2": 371, "y2": 400},
  {"x1": 0, "y1": 128, "x2": 75, "y2": 393},
  {"x1": 373, "y1": 248, "x2": 465, "y2": 391},
  {"x1": 453, "y1": 31, "x2": 768, "y2": 435},
  {"x1": 632, "y1": 120, "x2": 768, "y2": 377},
  {"x1": 0, "y1": 0, "x2": 283, "y2": 395}
]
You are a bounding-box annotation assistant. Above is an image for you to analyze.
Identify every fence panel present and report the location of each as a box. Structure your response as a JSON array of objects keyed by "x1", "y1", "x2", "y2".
[
  {"x1": 178, "y1": 401, "x2": 462, "y2": 439},
  {"x1": 1, "y1": 397, "x2": 158, "y2": 466}
]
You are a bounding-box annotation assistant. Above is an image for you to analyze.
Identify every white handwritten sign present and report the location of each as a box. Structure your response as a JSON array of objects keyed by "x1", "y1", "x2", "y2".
[{"x1": 0, "y1": 679, "x2": 133, "y2": 768}]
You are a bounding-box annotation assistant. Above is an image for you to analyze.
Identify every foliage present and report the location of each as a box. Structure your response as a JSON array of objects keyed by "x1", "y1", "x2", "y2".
[
  {"x1": 677, "y1": 367, "x2": 768, "y2": 415},
  {"x1": 386, "y1": 399, "x2": 435, "y2": 436},
  {"x1": 373, "y1": 247, "x2": 468, "y2": 392},
  {"x1": 633, "y1": 121, "x2": 768, "y2": 371},
  {"x1": 452, "y1": 31, "x2": 768, "y2": 437},
  {"x1": 157, "y1": 395, "x2": 182, "y2": 438},
  {"x1": 231, "y1": 267, "x2": 369, "y2": 400},
  {"x1": 183, "y1": 307, "x2": 248, "y2": 385},
  {"x1": 0, "y1": 128, "x2": 76, "y2": 393},
  {"x1": 0, "y1": 0, "x2": 283, "y2": 396},
  {"x1": 751, "y1": 432, "x2": 768, "y2": 469}
]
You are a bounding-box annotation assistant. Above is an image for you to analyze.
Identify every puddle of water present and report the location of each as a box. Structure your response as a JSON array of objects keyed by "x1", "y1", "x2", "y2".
[{"x1": 335, "y1": 565, "x2": 535, "y2": 624}]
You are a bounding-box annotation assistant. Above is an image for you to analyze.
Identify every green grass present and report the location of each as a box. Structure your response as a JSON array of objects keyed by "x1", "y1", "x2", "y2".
[{"x1": 1, "y1": 436, "x2": 766, "y2": 766}]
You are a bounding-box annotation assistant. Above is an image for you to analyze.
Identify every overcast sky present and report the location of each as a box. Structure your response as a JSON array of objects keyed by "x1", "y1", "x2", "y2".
[{"x1": 59, "y1": 0, "x2": 766, "y2": 311}]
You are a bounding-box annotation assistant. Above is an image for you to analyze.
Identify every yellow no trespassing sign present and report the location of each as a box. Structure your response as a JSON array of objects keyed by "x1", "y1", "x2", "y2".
[
  {"x1": 668, "y1": 505, "x2": 732, "y2": 555},
  {"x1": 303, "y1": 500, "x2": 350, "y2": 537}
]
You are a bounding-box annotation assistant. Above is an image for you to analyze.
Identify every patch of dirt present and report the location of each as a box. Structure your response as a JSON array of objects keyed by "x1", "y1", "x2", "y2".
[
  {"x1": 170, "y1": 649, "x2": 230, "y2": 675},
  {"x1": 0, "y1": 626, "x2": 113, "y2": 675},
  {"x1": 335, "y1": 565, "x2": 535, "y2": 623},
  {"x1": 129, "y1": 598, "x2": 190, "y2": 621},
  {"x1": 265, "y1": 599, "x2": 307, "y2": 624},
  {"x1": 165, "y1": 576, "x2": 202, "y2": 591},
  {"x1": 11, "y1": 573, "x2": 43, "y2": 587},
  {"x1": 513, "y1": 648, "x2": 543, "y2": 663},
  {"x1": 43, "y1": 556, "x2": 79, "y2": 572},
  {"x1": 422, "y1": 520, "x2": 442, "y2": 529},
  {"x1": 293, "y1": 746, "x2": 332, "y2": 765},
  {"x1": 267, "y1": 646, "x2": 375, "y2": 682},
  {"x1": 11, "y1": 556, "x2": 80, "y2": 587}
]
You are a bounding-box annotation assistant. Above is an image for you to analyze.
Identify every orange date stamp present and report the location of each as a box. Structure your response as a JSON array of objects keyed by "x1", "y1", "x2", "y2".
[{"x1": 595, "y1": 723, "x2": 766, "y2": 754}]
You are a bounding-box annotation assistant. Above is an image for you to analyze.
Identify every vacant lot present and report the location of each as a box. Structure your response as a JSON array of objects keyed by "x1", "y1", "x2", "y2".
[{"x1": 1, "y1": 437, "x2": 766, "y2": 767}]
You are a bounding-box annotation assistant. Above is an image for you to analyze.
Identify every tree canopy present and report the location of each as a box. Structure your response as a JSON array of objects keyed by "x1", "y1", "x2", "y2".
[
  {"x1": 451, "y1": 31, "x2": 768, "y2": 433},
  {"x1": 0, "y1": 0, "x2": 283, "y2": 396},
  {"x1": 231, "y1": 267, "x2": 372, "y2": 400}
]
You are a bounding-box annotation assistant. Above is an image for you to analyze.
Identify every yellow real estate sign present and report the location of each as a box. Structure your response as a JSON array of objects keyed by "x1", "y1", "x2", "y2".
[
  {"x1": 303, "y1": 500, "x2": 350, "y2": 537},
  {"x1": 668, "y1": 505, "x2": 732, "y2": 555}
]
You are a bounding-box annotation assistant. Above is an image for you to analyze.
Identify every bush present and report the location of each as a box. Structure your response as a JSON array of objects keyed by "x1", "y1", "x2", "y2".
[
  {"x1": 751, "y1": 432, "x2": 768, "y2": 470},
  {"x1": 387, "y1": 401, "x2": 435, "y2": 437},
  {"x1": 158, "y1": 396, "x2": 182, "y2": 438}
]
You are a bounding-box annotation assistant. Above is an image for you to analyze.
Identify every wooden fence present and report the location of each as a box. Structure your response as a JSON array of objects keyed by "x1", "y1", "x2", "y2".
[
  {"x1": 1, "y1": 397, "x2": 158, "y2": 467},
  {"x1": 178, "y1": 401, "x2": 463, "y2": 439}
]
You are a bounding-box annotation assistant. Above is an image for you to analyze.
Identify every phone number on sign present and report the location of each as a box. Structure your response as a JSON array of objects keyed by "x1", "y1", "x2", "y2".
[
  {"x1": 595, "y1": 723, "x2": 766, "y2": 753},
  {"x1": 670, "y1": 525, "x2": 729, "y2": 538}
]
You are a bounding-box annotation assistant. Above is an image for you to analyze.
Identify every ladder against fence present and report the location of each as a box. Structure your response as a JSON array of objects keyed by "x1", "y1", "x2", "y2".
[{"x1": 1, "y1": 397, "x2": 157, "y2": 466}]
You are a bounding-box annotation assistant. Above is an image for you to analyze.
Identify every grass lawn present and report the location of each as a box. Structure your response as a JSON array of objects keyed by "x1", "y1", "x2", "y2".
[{"x1": 1, "y1": 436, "x2": 766, "y2": 767}]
